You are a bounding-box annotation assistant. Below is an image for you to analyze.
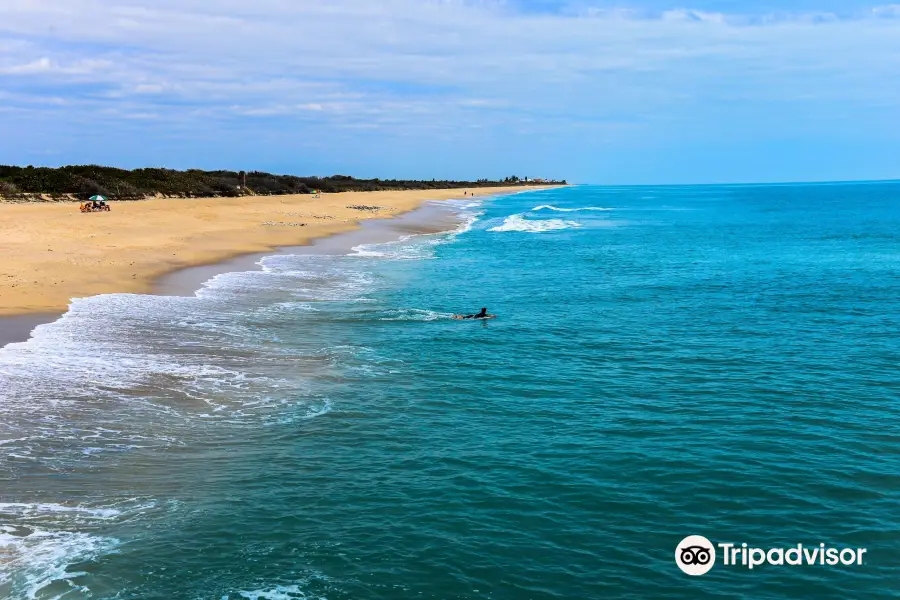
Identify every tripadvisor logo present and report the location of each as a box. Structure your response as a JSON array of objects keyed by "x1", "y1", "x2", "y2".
[
  {"x1": 675, "y1": 535, "x2": 716, "y2": 576},
  {"x1": 675, "y1": 536, "x2": 867, "y2": 576}
]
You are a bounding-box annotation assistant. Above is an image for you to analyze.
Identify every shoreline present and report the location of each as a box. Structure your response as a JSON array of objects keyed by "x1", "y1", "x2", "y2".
[
  {"x1": 0, "y1": 186, "x2": 553, "y2": 347},
  {"x1": 152, "y1": 198, "x2": 468, "y2": 298}
]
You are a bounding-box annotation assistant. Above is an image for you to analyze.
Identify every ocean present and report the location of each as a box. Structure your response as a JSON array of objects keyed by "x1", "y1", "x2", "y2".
[{"x1": 1, "y1": 182, "x2": 898, "y2": 599}]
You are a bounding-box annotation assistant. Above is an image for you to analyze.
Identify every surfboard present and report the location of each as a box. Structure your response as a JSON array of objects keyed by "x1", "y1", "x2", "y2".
[{"x1": 452, "y1": 315, "x2": 497, "y2": 320}]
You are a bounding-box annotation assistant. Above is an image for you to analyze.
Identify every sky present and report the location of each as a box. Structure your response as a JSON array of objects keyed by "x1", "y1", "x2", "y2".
[{"x1": 1, "y1": 0, "x2": 899, "y2": 184}]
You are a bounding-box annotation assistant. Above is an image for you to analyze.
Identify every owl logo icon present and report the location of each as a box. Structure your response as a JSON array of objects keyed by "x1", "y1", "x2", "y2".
[{"x1": 675, "y1": 535, "x2": 716, "y2": 576}]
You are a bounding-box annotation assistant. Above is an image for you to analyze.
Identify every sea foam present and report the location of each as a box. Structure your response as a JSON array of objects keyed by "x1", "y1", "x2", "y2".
[
  {"x1": 0, "y1": 527, "x2": 119, "y2": 599},
  {"x1": 350, "y1": 209, "x2": 482, "y2": 259},
  {"x1": 237, "y1": 585, "x2": 313, "y2": 600},
  {"x1": 489, "y1": 214, "x2": 582, "y2": 233},
  {"x1": 0, "y1": 500, "x2": 149, "y2": 599}
]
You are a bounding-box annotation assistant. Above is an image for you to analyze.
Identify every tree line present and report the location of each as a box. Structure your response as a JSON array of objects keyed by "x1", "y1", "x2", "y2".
[{"x1": 0, "y1": 165, "x2": 566, "y2": 201}]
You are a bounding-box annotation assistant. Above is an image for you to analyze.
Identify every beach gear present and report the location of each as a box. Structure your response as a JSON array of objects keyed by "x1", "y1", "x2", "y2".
[{"x1": 80, "y1": 200, "x2": 111, "y2": 213}]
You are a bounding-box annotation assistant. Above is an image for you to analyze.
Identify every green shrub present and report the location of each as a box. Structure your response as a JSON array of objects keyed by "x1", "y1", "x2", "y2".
[{"x1": 0, "y1": 165, "x2": 566, "y2": 201}]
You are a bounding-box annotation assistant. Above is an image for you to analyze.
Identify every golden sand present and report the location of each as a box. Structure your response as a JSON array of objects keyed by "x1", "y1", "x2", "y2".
[{"x1": 0, "y1": 187, "x2": 547, "y2": 317}]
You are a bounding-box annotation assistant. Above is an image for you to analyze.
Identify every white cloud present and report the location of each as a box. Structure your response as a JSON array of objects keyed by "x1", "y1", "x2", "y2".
[
  {"x1": 0, "y1": 1, "x2": 898, "y2": 139},
  {"x1": 0, "y1": 56, "x2": 113, "y2": 75},
  {"x1": 660, "y1": 9, "x2": 728, "y2": 23},
  {"x1": 872, "y1": 4, "x2": 900, "y2": 17},
  {"x1": 0, "y1": 57, "x2": 54, "y2": 74}
]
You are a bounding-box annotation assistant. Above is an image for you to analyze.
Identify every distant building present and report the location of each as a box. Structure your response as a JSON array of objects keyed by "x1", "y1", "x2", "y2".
[{"x1": 533, "y1": 178, "x2": 546, "y2": 183}]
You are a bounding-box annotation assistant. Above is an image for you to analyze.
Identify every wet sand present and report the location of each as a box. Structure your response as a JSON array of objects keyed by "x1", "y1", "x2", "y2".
[{"x1": 0, "y1": 314, "x2": 63, "y2": 348}]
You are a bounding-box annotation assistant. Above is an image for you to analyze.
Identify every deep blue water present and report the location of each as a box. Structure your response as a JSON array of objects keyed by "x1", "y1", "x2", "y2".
[{"x1": 1, "y1": 183, "x2": 899, "y2": 599}]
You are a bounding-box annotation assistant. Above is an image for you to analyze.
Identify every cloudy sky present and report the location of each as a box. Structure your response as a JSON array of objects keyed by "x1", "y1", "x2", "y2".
[{"x1": 1, "y1": 0, "x2": 898, "y2": 183}]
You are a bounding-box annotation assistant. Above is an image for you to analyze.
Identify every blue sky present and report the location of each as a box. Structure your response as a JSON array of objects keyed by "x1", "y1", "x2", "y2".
[{"x1": 1, "y1": 0, "x2": 898, "y2": 184}]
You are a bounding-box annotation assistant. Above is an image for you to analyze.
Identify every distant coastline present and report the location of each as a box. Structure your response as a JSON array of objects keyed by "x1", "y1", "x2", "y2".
[{"x1": 0, "y1": 165, "x2": 566, "y2": 203}]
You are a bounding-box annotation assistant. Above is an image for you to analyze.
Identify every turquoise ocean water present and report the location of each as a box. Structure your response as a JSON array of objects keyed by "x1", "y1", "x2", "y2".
[{"x1": 1, "y1": 183, "x2": 898, "y2": 599}]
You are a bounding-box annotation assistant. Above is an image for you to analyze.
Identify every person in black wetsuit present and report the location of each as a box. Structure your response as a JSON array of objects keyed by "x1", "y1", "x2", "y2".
[{"x1": 463, "y1": 308, "x2": 489, "y2": 319}]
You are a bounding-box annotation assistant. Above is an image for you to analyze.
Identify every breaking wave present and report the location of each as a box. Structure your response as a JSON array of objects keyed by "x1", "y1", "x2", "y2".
[{"x1": 489, "y1": 214, "x2": 582, "y2": 233}]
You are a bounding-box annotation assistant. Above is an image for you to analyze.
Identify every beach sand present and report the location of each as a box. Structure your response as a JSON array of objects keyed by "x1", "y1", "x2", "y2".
[{"x1": 0, "y1": 186, "x2": 548, "y2": 343}]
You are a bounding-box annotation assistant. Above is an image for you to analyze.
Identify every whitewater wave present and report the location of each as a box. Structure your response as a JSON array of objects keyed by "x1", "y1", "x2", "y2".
[
  {"x1": 234, "y1": 572, "x2": 332, "y2": 600},
  {"x1": 489, "y1": 214, "x2": 581, "y2": 233},
  {"x1": 0, "y1": 527, "x2": 119, "y2": 600},
  {"x1": 239, "y1": 585, "x2": 308, "y2": 600},
  {"x1": 377, "y1": 308, "x2": 454, "y2": 322},
  {"x1": 237, "y1": 583, "x2": 324, "y2": 600},
  {"x1": 437, "y1": 197, "x2": 483, "y2": 211},
  {"x1": 350, "y1": 210, "x2": 482, "y2": 259},
  {"x1": 531, "y1": 205, "x2": 614, "y2": 212},
  {"x1": 199, "y1": 255, "x2": 375, "y2": 301},
  {"x1": 0, "y1": 503, "x2": 121, "y2": 520},
  {"x1": 350, "y1": 237, "x2": 442, "y2": 260},
  {"x1": 0, "y1": 499, "x2": 157, "y2": 599}
]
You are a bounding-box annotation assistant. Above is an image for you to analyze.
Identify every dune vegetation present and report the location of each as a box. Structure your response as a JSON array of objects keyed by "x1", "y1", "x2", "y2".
[{"x1": 0, "y1": 165, "x2": 565, "y2": 201}]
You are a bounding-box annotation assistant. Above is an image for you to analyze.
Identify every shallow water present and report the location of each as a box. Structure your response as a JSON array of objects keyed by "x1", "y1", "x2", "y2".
[{"x1": 1, "y1": 185, "x2": 899, "y2": 599}]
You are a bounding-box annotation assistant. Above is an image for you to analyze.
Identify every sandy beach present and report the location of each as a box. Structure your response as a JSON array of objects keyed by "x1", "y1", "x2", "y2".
[{"x1": 0, "y1": 187, "x2": 547, "y2": 325}]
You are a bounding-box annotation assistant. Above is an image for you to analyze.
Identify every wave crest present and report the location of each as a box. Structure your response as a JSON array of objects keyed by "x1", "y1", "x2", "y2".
[
  {"x1": 531, "y1": 205, "x2": 614, "y2": 212},
  {"x1": 489, "y1": 214, "x2": 581, "y2": 233}
]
